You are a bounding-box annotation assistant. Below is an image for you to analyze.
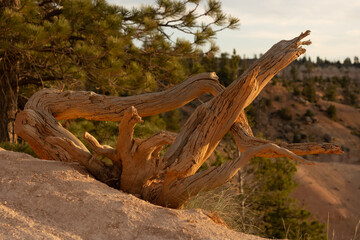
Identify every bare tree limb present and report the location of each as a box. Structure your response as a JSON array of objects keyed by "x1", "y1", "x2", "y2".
[
  {"x1": 159, "y1": 143, "x2": 314, "y2": 208},
  {"x1": 83, "y1": 132, "x2": 118, "y2": 163},
  {"x1": 24, "y1": 72, "x2": 221, "y2": 121},
  {"x1": 15, "y1": 30, "x2": 344, "y2": 209}
]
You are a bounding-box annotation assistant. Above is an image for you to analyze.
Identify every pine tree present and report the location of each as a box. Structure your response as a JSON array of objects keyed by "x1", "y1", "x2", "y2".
[
  {"x1": 302, "y1": 79, "x2": 317, "y2": 103},
  {"x1": 218, "y1": 52, "x2": 232, "y2": 86},
  {"x1": 0, "y1": 0, "x2": 239, "y2": 142},
  {"x1": 231, "y1": 49, "x2": 241, "y2": 80},
  {"x1": 240, "y1": 157, "x2": 327, "y2": 239},
  {"x1": 324, "y1": 84, "x2": 338, "y2": 101}
]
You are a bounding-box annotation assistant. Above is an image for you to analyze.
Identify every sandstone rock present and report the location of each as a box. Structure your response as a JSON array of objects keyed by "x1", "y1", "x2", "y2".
[{"x1": 0, "y1": 151, "x2": 265, "y2": 240}]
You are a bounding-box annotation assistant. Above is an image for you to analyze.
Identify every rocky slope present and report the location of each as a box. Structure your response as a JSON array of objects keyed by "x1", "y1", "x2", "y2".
[
  {"x1": 254, "y1": 84, "x2": 360, "y2": 164},
  {"x1": 0, "y1": 150, "x2": 265, "y2": 240},
  {"x1": 181, "y1": 79, "x2": 360, "y2": 239},
  {"x1": 253, "y1": 83, "x2": 360, "y2": 239}
]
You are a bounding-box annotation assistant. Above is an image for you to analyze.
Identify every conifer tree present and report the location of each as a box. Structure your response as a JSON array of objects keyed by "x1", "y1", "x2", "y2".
[
  {"x1": 241, "y1": 157, "x2": 327, "y2": 239},
  {"x1": 0, "y1": 0, "x2": 239, "y2": 142},
  {"x1": 231, "y1": 49, "x2": 240, "y2": 80},
  {"x1": 218, "y1": 52, "x2": 231, "y2": 86}
]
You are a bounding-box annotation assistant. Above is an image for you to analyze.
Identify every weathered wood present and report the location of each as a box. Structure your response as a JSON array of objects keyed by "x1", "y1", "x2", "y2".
[
  {"x1": 24, "y1": 72, "x2": 222, "y2": 121},
  {"x1": 14, "y1": 73, "x2": 223, "y2": 187},
  {"x1": 153, "y1": 143, "x2": 314, "y2": 208},
  {"x1": 231, "y1": 123, "x2": 343, "y2": 156},
  {"x1": 15, "y1": 30, "x2": 343, "y2": 208},
  {"x1": 142, "y1": 31, "x2": 325, "y2": 207}
]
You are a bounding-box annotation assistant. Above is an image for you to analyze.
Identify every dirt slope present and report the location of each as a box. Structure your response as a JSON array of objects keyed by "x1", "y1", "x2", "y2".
[
  {"x1": 257, "y1": 84, "x2": 360, "y2": 164},
  {"x1": 251, "y1": 84, "x2": 360, "y2": 239},
  {"x1": 0, "y1": 150, "x2": 265, "y2": 240},
  {"x1": 293, "y1": 162, "x2": 360, "y2": 240}
]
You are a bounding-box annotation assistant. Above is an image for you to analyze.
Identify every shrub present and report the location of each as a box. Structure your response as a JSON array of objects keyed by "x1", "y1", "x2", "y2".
[
  {"x1": 302, "y1": 80, "x2": 317, "y2": 103},
  {"x1": 293, "y1": 86, "x2": 301, "y2": 96},
  {"x1": 212, "y1": 151, "x2": 228, "y2": 167},
  {"x1": 326, "y1": 105, "x2": 337, "y2": 120},
  {"x1": 323, "y1": 134, "x2": 332, "y2": 143},
  {"x1": 187, "y1": 157, "x2": 327, "y2": 239},
  {"x1": 324, "y1": 84, "x2": 338, "y2": 101},
  {"x1": 278, "y1": 107, "x2": 292, "y2": 120},
  {"x1": 245, "y1": 104, "x2": 256, "y2": 128},
  {"x1": 0, "y1": 141, "x2": 37, "y2": 157},
  {"x1": 242, "y1": 157, "x2": 327, "y2": 239},
  {"x1": 304, "y1": 109, "x2": 314, "y2": 118},
  {"x1": 162, "y1": 109, "x2": 181, "y2": 132}
]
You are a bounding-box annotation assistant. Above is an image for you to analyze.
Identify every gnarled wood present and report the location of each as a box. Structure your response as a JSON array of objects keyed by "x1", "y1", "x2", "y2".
[
  {"x1": 231, "y1": 123, "x2": 343, "y2": 156},
  {"x1": 15, "y1": 30, "x2": 343, "y2": 208},
  {"x1": 14, "y1": 73, "x2": 223, "y2": 187},
  {"x1": 154, "y1": 143, "x2": 314, "y2": 208},
  {"x1": 25, "y1": 72, "x2": 222, "y2": 121}
]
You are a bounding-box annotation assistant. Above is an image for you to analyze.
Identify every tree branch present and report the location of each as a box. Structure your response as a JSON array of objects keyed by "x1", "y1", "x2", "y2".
[
  {"x1": 83, "y1": 132, "x2": 118, "y2": 163},
  {"x1": 116, "y1": 106, "x2": 143, "y2": 161},
  {"x1": 135, "y1": 130, "x2": 176, "y2": 162},
  {"x1": 156, "y1": 143, "x2": 313, "y2": 208},
  {"x1": 24, "y1": 72, "x2": 221, "y2": 121},
  {"x1": 230, "y1": 123, "x2": 343, "y2": 156},
  {"x1": 163, "y1": 67, "x2": 260, "y2": 178},
  {"x1": 15, "y1": 30, "x2": 344, "y2": 209}
]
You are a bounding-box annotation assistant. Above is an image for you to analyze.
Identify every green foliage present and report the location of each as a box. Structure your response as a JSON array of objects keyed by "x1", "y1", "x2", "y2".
[
  {"x1": 63, "y1": 109, "x2": 181, "y2": 148},
  {"x1": 189, "y1": 156, "x2": 327, "y2": 239},
  {"x1": 0, "y1": 141, "x2": 37, "y2": 158},
  {"x1": 0, "y1": 0, "x2": 239, "y2": 142},
  {"x1": 290, "y1": 64, "x2": 298, "y2": 81},
  {"x1": 326, "y1": 105, "x2": 337, "y2": 120},
  {"x1": 241, "y1": 157, "x2": 327, "y2": 239},
  {"x1": 343, "y1": 57, "x2": 352, "y2": 65},
  {"x1": 211, "y1": 50, "x2": 243, "y2": 87},
  {"x1": 293, "y1": 85, "x2": 301, "y2": 96},
  {"x1": 231, "y1": 49, "x2": 241, "y2": 79},
  {"x1": 339, "y1": 76, "x2": 351, "y2": 89},
  {"x1": 244, "y1": 104, "x2": 256, "y2": 127},
  {"x1": 302, "y1": 79, "x2": 317, "y2": 103},
  {"x1": 344, "y1": 87, "x2": 359, "y2": 107},
  {"x1": 278, "y1": 107, "x2": 292, "y2": 121},
  {"x1": 212, "y1": 150, "x2": 228, "y2": 167},
  {"x1": 134, "y1": 115, "x2": 167, "y2": 139},
  {"x1": 260, "y1": 98, "x2": 272, "y2": 109},
  {"x1": 218, "y1": 52, "x2": 232, "y2": 86},
  {"x1": 354, "y1": 56, "x2": 360, "y2": 66},
  {"x1": 324, "y1": 84, "x2": 338, "y2": 101},
  {"x1": 162, "y1": 109, "x2": 181, "y2": 132},
  {"x1": 304, "y1": 109, "x2": 314, "y2": 118},
  {"x1": 65, "y1": 119, "x2": 119, "y2": 148},
  {"x1": 197, "y1": 162, "x2": 209, "y2": 172}
]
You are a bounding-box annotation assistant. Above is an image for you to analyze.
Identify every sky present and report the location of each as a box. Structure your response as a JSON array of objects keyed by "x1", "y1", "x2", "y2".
[{"x1": 108, "y1": 0, "x2": 360, "y2": 62}]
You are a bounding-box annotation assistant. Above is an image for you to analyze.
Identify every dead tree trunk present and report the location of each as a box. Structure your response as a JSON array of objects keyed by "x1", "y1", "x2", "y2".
[{"x1": 15, "y1": 31, "x2": 342, "y2": 208}]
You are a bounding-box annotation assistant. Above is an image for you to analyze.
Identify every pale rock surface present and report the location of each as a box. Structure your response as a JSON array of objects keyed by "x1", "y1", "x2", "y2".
[{"x1": 0, "y1": 151, "x2": 265, "y2": 240}]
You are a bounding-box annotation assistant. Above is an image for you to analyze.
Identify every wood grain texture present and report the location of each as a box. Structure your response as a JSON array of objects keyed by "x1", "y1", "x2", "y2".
[{"x1": 15, "y1": 30, "x2": 343, "y2": 208}]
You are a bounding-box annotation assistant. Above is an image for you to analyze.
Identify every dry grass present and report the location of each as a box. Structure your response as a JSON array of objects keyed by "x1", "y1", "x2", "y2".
[
  {"x1": 352, "y1": 220, "x2": 360, "y2": 240},
  {"x1": 183, "y1": 183, "x2": 262, "y2": 235}
]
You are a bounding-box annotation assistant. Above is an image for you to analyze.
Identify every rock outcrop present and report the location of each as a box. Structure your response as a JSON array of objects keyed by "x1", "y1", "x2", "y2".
[{"x1": 0, "y1": 150, "x2": 265, "y2": 240}]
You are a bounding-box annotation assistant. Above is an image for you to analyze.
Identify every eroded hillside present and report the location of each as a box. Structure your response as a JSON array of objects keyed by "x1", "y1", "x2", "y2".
[{"x1": 253, "y1": 83, "x2": 360, "y2": 164}]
